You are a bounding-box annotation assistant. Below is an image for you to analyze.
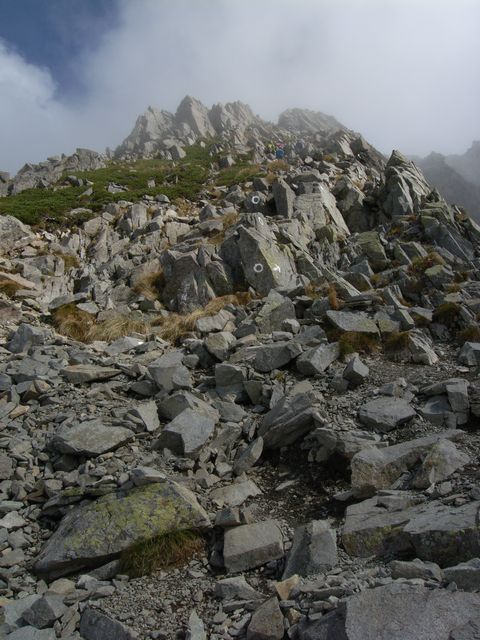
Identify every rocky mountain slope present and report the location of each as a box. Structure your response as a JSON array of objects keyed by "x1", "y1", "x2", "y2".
[
  {"x1": 1, "y1": 97, "x2": 480, "y2": 640},
  {"x1": 416, "y1": 142, "x2": 480, "y2": 221}
]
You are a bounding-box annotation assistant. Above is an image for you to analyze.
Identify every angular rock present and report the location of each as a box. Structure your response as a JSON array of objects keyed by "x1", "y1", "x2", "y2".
[
  {"x1": 458, "y1": 342, "x2": 480, "y2": 367},
  {"x1": 303, "y1": 583, "x2": 480, "y2": 640},
  {"x1": 214, "y1": 576, "x2": 263, "y2": 601},
  {"x1": 326, "y1": 310, "x2": 379, "y2": 335},
  {"x1": 233, "y1": 437, "x2": 264, "y2": 476},
  {"x1": 148, "y1": 350, "x2": 192, "y2": 392},
  {"x1": 253, "y1": 341, "x2": 302, "y2": 373},
  {"x1": 259, "y1": 392, "x2": 319, "y2": 448},
  {"x1": 283, "y1": 520, "x2": 337, "y2": 579},
  {"x1": 255, "y1": 290, "x2": 296, "y2": 334},
  {"x1": 351, "y1": 429, "x2": 464, "y2": 496},
  {"x1": 79, "y1": 607, "x2": 138, "y2": 640},
  {"x1": 186, "y1": 610, "x2": 207, "y2": 640},
  {"x1": 34, "y1": 481, "x2": 210, "y2": 579},
  {"x1": 7, "y1": 324, "x2": 52, "y2": 354},
  {"x1": 296, "y1": 342, "x2": 340, "y2": 375},
  {"x1": 22, "y1": 594, "x2": 67, "y2": 629},
  {"x1": 50, "y1": 419, "x2": 134, "y2": 457},
  {"x1": 154, "y1": 408, "x2": 216, "y2": 458},
  {"x1": 389, "y1": 558, "x2": 442, "y2": 581},
  {"x1": 247, "y1": 597, "x2": 284, "y2": 640},
  {"x1": 412, "y1": 439, "x2": 469, "y2": 489},
  {"x1": 60, "y1": 364, "x2": 121, "y2": 384},
  {"x1": 444, "y1": 558, "x2": 480, "y2": 591},
  {"x1": 6, "y1": 628, "x2": 56, "y2": 640},
  {"x1": 210, "y1": 480, "x2": 262, "y2": 507},
  {"x1": 343, "y1": 356, "x2": 369, "y2": 387},
  {"x1": 223, "y1": 520, "x2": 284, "y2": 573},
  {"x1": 272, "y1": 178, "x2": 295, "y2": 218},
  {"x1": 358, "y1": 397, "x2": 416, "y2": 432}
]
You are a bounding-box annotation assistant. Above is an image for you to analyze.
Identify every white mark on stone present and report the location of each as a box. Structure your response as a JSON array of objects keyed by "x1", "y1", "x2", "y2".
[
  {"x1": 253, "y1": 263, "x2": 264, "y2": 273},
  {"x1": 272, "y1": 264, "x2": 281, "y2": 273},
  {"x1": 251, "y1": 195, "x2": 261, "y2": 205}
]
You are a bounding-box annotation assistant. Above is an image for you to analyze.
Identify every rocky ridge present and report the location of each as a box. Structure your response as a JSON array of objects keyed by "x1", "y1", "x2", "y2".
[{"x1": 0, "y1": 98, "x2": 480, "y2": 639}]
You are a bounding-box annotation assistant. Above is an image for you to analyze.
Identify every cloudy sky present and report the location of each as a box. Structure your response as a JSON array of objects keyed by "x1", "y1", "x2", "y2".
[{"x1": 0, "y1": 0, "x2": 479, "y2": 174}]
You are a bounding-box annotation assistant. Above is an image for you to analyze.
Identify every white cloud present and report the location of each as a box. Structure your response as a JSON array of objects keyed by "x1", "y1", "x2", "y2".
[{"x1": 1, "y1": 0, "x2": 479, "y2": 174}]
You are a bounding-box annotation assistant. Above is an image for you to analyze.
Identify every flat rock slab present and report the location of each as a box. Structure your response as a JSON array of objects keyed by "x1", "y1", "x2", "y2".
[
  {"x1": 34, "y1": 481, "x2": 210, "y2": 579},
  {"x1": 342, "y1": 497, "x2": 480, "y2": 566},
  {"x1": 259, "y1": 392, "x2": 318, "y2": 449},
  {"x1": 326, "y1": 310, "x2": 379, "y2": 335},
  {"x1": 50, "y1": 419, "x2": 134, "y2": 457},
  {"x1": 223, "y1": 520, "x2": 284, "y2": 573},
  {"x1": 351, "y1": 429, "x2": 463, "y2": 496},
  {"x1": 303, "y1": 583, "x2": 480, "y2": 640},
  {"x1": 253, "y1": 341, "x2": 302, "y2": 373},
  {"x1": 358, "y1": 397, "x2": 416, "y2": 432},
  {"x1": 154, "y1": 408, "x2": 216, "y2": 458},
  {"x1": 61, "y1": 364, "x2": 121, "y2": 384}
]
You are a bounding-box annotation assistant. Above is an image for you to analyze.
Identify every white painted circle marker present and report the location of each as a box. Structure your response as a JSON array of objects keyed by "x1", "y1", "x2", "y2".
[
  {"x1": 251, "y1": 195, "x2": 261, "y2": 205},
  {"x1": 253, "y1": 263, "x2": 264, "y2": 273}
]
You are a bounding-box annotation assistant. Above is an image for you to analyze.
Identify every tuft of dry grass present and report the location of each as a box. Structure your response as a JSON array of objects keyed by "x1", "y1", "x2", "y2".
[
  {"x1": 89, "y1": 314, "x2": 149, "y2": 342},
  {"x1": 152, "y1": 293, "x2": 251, "y2": 344},
  {"x1": 53, "y1": 304, "x2": 148, "y2": 343},
  {"x1": 457, "y1": 325, "x2": 480, "y2": 344},
  {"x1": 120, "y1": 530, "x2": 204, "y2": 578},
  {"x1": 52, "y1": 303, "x2": 96, "y2": 342},
  {"x1": 267, "y1": 159, "x2": 290, "y2": 172},
  {"x1": 384, "y1": 331, "x2": 411, "y2": 354},
  {"x1": 433, "y1": 302, "x2": 461, "y2": 328},
  {"x1": 408, "y1": 251, "x2": 445, "y2": 276},
  {"x1": 0, "y1": 279, "x2": 23, "y2": 298},
  {"x1": 327, "y1": 283, "x2": 343, "y2": 310},
  {"x1": 132, "y1": 270, "x2": 165, "y2": 301},
  {"x1": 208, "y1": 211, "x2": 240, "y2": 245},
  {"x1": 338, "y1": 331, "x2": 379, "y2": 357}
]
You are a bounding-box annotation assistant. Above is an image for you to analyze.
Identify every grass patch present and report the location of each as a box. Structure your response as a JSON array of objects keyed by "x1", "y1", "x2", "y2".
[
  {"x1": 120, "y1": 529, "x2": 204, "y2": 578},
  {"x1": 0, "y1": 143, "x2": 216, "y2": 227},
  {"x1": 152, "y1": 293, "x2": 252, "y2": 344},
  {"x1": 338, "y1": 332, "x2": 379, "y2": 357},
  {"x1": 384, "y1": 331, "x2": 411, "y2": 354},
  {"x1": 432, "y1": 302, "x2": 461, "y2": 327},
  {"x1": 216, "y1": 163, "x2": 263, "y2": 188},
  {"x1": 52, "y1": 303, "x2": 96, "y2": 342},
  {"x1": 132, "y1": 270, "x2": 165, "y2": 301},
  {"x1": 457, "y1": 325, "x2": 480, "y2": 343},
  {"x1": 408, "y1": 251, "x2": 445, "y2": 276},
  {"x1": 52, "y1": 304, "x2": 148, "y2": 343},
  {"x1": 327, "y1": 283, "x2": 343, "y2": 310},
  {"x1": 0, "y1": 279, "x2": 23, "y2": 298}
]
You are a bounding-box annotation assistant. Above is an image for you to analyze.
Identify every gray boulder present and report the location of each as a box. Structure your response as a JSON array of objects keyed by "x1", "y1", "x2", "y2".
[
  {"x1": 303, "y1": 583, "x2": 480, "y2": 640},
  {"x1": 79, "y1": 608, "x2": 138, "y2": 640},
  {"x1": 34, "y1": 480, "x2": 209, "y2": 579},
  {"x1": 223, "y1": 520, "x2": 284, "y2": 573},
  {"x1": 272, "y1": 179, "x2": 295, "y2": 218},
  {"x1": 50, "y1": 420, "x2": 134, "y2": 457},
  {"x1": 154, "y1": 408, "x2": 216, "y2": 458},
  {"x1": 148, "y1": 350, "x2": 192, "y2": 392},
  {"x1": 326, "y1": 310, "x2": 379, "y2": 335},
  {"x1": 259, "y1": 392, "x2": 319, "y2": 448},
  {"x1": 253, "y1": 341, "x2": 302, "y2": 373},
  {"x1": 351, "y1": 429, "x2": 464, "y2": 496},
  {"x1": 358, "y1": 397, "x2": 416, "y2": 432},
  {"x1": 247, "y1": 597, "x2": 284, "y2": 640},
  {"x1": 444, "y1": 558, "x2": 480, "y2": 591},
  {"x1": 458, "y1": 342, "x2": 480, "y2": 367},
  {"x1": 343, "y1": 356, "x2": 369, "y2": 387},
  {"x1": 412, "y1": 439, "x2": 469, "y2": 489},
  {"x1": 283, "y1": 520, "x2": 337, "y2": 578},
  {"x1": 7, "y1": 324, "x2": 52, "y2": 354},
  {"x1": 22, "y1": 594, "x2": 66, "y2": 629},
  {"x1": 214, "y1": 576, "x2": 264, "y2": 601},
  {"x1": 255, "y1": 290, "x2": 296, "y2": 334},
  {"x1": 297, "y1": 342, "x2": 340, "y2": 375},
  {"x1": 0, "y1": 215, "x2": 34, "y2": 253},
  {"x1": 60, "y1": 365, "x2": 121, "y2": 384}
]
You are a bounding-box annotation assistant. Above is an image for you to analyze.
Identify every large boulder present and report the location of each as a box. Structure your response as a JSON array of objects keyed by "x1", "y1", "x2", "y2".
[
  {"x1": 33, "y1": 480, "x2": 210, "y2": 579},
  {"x1": 223, "y1": 520, "x2": 284, "y2": 573},
  {"x1": 50, "y1": 419, "x2": 134, "y2": 457},
  {"x1": 351, "y1": 429, "x2": 464, "y2": 496},
  {"x1": 342, "y1": 497, "x2": 480, "y2": 566},
  {"x1": 302, "y1": 583, "x2": 480, "y2": 640},
  {"x1": 283, "y1": 520, "x2": 337, "y2": 578},
  {"x1": 154, "y1": 408, "x2": 216, "y2": 458},
  {"x1": 358, "y1": 397, "x2": 416, "y2": 432},
  {"x1": 259, "y1": 392, "x2": 320, "y2": 448},
  {"x1": 0, "y1": 215, "x2": 35, "y2": 253},
  {"x1": 326, "y1": 310, "x2": 379, "y2": 335},
  {"x1": 382, "y1": 150, "x2": 431, "y2": 217}
]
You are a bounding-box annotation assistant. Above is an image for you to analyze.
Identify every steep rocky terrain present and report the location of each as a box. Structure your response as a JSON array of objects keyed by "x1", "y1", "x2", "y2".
[
  {"x1": 416, "y1": 142, "x2": 480, "y2": 221},
  {"x1": 1, "y1": 97, "x2": 480, "y2": 640}
]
